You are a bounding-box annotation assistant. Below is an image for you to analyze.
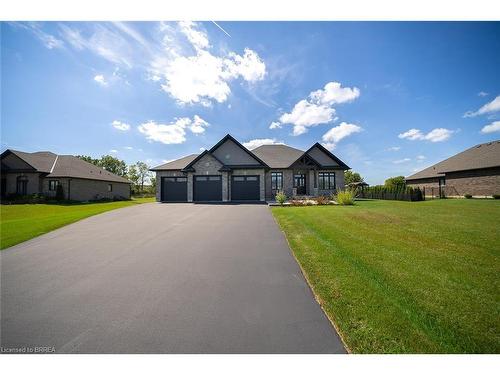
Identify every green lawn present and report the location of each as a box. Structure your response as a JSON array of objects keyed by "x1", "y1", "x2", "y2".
[
  {"x1": 272, "y1": 199, "x2": 500, "y2": 353},
  {"x1": 0, "y1": 197, "x2": 155, "y2": 250}
]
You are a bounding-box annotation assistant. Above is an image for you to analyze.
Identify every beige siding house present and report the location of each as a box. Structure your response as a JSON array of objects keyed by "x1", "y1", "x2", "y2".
[
  {"x1": 1, "y1": 150, "x2": 131, "y2": 201},
  {"x1": 151, "y1": 134, "x2": 349, "y2": 203}
]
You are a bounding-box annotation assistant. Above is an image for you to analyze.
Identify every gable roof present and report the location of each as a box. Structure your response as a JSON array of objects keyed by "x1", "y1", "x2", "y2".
[
  {"x1": 47, "y1": 155, "x2": 130, "y2": 183},
  {"x1": 150, "y1": 154, "x2": 199, "y2": 171},
  {"x1": 1, "y1": 150, "x2": 57, "y2": 173},
  {"x1": 180, "y1": 150, "x2": 226, "y2": 172},
  {"x1": 406, "y1": 140, "x2": 500, "y2": 180},
  {"x1": 209, "y1": 134, "x2": 269, "y2": 168},
  {"x1": 251, "y1": 144, "x2": 305, "y2": 168},
  {"x1": 303, "y1": 143, "x2": 350, "y2": 169},
  {"x1": 1, "y1": 149, "x2": 130, "y2": 183}
]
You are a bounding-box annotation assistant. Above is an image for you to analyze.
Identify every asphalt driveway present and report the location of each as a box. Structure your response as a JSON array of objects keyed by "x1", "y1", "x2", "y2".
[{"x1": 1, "y1": 203, "x2": 345, "y2": 353}]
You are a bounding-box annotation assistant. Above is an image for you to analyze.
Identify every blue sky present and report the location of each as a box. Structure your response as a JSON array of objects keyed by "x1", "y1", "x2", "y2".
[{"x1": 2, "y1": 21, "x2": 499, "y2": 184}]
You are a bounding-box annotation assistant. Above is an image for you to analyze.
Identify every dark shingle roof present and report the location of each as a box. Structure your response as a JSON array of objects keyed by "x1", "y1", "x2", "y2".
[
  {"x1": 406, "y1": 140, "x2": 500, "y2": 180},
  {"x1": 2, "y1": 149, "x2": 130, "y2": 183},
  {"x1": 251, "y1": 144, "x2": 305, "y2": 168},
  {"x1": 47, "y1": 155, "x2": 130, "y2": 183},
  {"x1": 9, "y1": 150, "x2": 57, "y2": 173},
  {"x1": 150, "y1": 154, "x2": 199, "y2": 171}
]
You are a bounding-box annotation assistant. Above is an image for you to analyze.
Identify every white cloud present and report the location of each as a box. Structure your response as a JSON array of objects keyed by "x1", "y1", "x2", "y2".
[
  {"x1": 111, "y1": 120, "x2": 131, "y2": 131},
  {"x1": 137, "y1": 115, "x2": 210, "y2": 144},
  {"x1": 393, "y1": 158, "x2": 411, "y2": 164},
  {"x1": 387, "y1": 146, "x2": 401, "y2": 151},
  {"x1": 321, "y1": 122, "x2": 363, "y2": 150},
  {"x1": 276, "y1": 82, "x2": 360, "y2": 136},
  {"x1": 416, "y1": 155, "x2": 426, "y2": 161},
  {"x1": 109, "y1": 149, "x2": 118, "y2": 154},
  {"x1": 188, "y1": 115, "x2": 210, "y2": 134},
  {"x1": 280, "y1": 100, "x2": 336, "y2": 136},
  {"x1": 478, "y1": 91, "x2": 489, "y2": 97},
  {"x1": 480, "y1": 120, "x2": 500, "y2": 134},
  {"x1": 124, "y1": 146, "x2": 133, "y2": 150},
  {"x1": 309, "y1": 82, "x2": 360, "y2": 106},
  {"x1": 398, "y1": 128, "x2": 454, "y2": 142},
  {"x1": 94, "y1": 74, "x2": 108, "y2": 86},
  {"x1": 242, "y1": 138, "x2": 285, "y2": 150},
  {"x1": 12, "y1": 22, "x2": 64, "y2": 49},
  {"x1": 269, "y1": 121, "x2": 282, "y2": 129},
  {"x1": 464, "y1": 95, "x2": 500, "y2": 118},
  {"x1": 151, "y1": 22, "x2": 266, "y2": 106}
]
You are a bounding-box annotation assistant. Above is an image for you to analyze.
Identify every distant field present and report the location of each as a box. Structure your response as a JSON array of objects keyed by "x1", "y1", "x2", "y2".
[
  {"x1": 272, "y1": 199, "x2": 500, "y2": 353},
  {"x1": 0, "y1": 197, "x2": 155, "y2": 249}
]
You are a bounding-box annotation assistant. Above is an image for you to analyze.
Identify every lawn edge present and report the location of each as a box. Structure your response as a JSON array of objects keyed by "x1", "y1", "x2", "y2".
[
  {"x1": 0, "y1": 200, "x2": 155, "y2": 250},
  {"x1": 270, "y1": 208, "x2": 352, "y2": 354}
]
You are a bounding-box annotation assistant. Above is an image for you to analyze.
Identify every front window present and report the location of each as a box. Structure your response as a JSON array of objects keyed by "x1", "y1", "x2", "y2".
[
  {"x1": 318, "y1": 172, "x2": 336, "y2": 190},
  {"x1": 271, "y1": 172, "x2": 283, "y2": 190},
  {"x1": 49, "y1": 180, "x2": 59, "y2": 191},
  {"x1": 16, "y1": 176, "x2": 28, "y2": 195},
  {"x1": 108, "y1": 184, "x2": 113, "y2": 192}
]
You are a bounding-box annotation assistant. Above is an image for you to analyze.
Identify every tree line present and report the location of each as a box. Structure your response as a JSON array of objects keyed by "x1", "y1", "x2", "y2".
[{"x1": 77, "y1": 155, "x2": 155, "y2": 194}]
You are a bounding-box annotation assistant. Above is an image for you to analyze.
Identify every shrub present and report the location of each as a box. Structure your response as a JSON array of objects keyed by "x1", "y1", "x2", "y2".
[
  {"x1": 315, "y1": 195, "x2": 330, "y2": 205},
  {"x1": 493, "y1": 194, "x2": 500, "y2": 199},
  {"x1": 275, "y1": 191, "x2": 287, "y2": 206},
  {"x1": 55, "y1": 184, "x2": 65, "y2": 201},
  {"x1": 464, "y1": 194, "x2": 472, "y2": 199},
  {"x1": 335, "y1": 189, "x2": 356, "y2": 205}
]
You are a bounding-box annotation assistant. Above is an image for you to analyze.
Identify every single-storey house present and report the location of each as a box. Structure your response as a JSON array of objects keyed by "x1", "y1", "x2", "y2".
[
  {"x1": 406, "y1": 140, "x2": 500, "y2": 197},
  {"x1": 151, "y1": 134, "x2": 349, "y2": 202},
  {"x1": 0, "y1": 149, "x2": 131, "y2": 201}
]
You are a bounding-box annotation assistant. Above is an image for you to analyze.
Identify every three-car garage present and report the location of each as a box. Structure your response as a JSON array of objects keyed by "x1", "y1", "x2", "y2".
[{"x1": 160, "y1": 174, "x2": 261, "y2": 202}]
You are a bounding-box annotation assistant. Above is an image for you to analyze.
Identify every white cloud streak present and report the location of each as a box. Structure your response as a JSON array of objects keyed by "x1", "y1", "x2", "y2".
[
  {"x1": 464, "y1": 95, "x2": 500, "y2": 118},
  {"x1": 111, "y1": 120, "x2": 131, "y2": 131},
  {"x1": 480, "y1": 120, "x2": 500, "y2": 134},
  {"x1": 398, "y1": 128, "x2": 454, "y2": 142},
  {"x1": 321, "y1": 122, "x2": 363, "y2": 150},
  {"x1": 137, "y1": 115, "x2": 210, "y2": 145},
  {"x1": 242, "y1": 138, "x2": 285, "y2": 150},
  {"x1": 94, "y1": 74, "x2": 108, "y2": 86}
]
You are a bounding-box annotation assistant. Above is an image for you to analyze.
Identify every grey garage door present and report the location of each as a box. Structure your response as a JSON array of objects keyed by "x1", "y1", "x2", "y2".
[
  {"x1": 231, "y1": 175, "x2": 260, "y2": 201},
  {"x1": 193, "y1": 175, "x2": 222, "y2": 202},
  {"x1": 161, "y1": 176, "x2": 187, "y2": 202}
]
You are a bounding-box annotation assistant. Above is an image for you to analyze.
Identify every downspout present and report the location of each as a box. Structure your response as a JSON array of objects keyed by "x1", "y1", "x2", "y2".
[{"x1": 68, "y1": 179, "x2": 71, "y2": 201}]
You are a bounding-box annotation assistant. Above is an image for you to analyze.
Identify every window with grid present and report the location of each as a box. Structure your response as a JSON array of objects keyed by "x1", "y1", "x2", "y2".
[
  {"x1": 49, "y1": 180, "x2": 59, "y2": 191},
  {"x1": 271, "y1": 172, "x2": 283, "y2": 190},
  {"x1": 318, "y1": 172, "x2": 336, "y2": 190}
]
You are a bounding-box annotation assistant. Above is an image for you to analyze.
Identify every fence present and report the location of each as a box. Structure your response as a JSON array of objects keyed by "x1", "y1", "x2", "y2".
[
  {"x1": 357, "y1": 186, "x2": 424, "y2": 201},
  {"x1": 422, "y1": 186, "x2": 460, "y2": 199}
]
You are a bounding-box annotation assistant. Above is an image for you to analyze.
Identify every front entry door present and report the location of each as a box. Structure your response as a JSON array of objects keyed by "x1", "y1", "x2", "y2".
[{"x1": 294, "y1": 174, "x2": 306, "y2": 195}]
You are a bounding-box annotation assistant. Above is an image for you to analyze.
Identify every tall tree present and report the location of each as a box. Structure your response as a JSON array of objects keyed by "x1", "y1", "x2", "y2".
[
  {"x1": 385, "y1": 176, "x2": 406, "y2": 189},
  {"x1": 99, "y1": 155, "x2": 128, "y2": 177},
  {"x1": 127, "y1": 164, "x2": 140, "y2": 191},
  {"x1": 345, "y1": 170, "x2": 364, "y2": 185},
  {"x1": 135, "y1": 161, "x2": 150, "y2": 192}
]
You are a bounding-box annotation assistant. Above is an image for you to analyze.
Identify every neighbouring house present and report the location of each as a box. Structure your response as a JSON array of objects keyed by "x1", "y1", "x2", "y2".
[
  {"x1": 150, "y1": 134, "x2": 349, "y2": 202},
  {"x1": 406, "y1": 140, "x2": 500, "y2": 197},
  {"x1": 0, "y1": 149, "x2": 131, "y2": 201}
]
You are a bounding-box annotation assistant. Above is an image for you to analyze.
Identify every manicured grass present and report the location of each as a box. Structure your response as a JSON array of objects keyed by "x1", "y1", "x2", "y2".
[
  {"x1": 272, "y1": 199, "x2": 500, "y2": 353},
  {"x1": 0, "y1": 197, "x2": 155, "y2": 249}
]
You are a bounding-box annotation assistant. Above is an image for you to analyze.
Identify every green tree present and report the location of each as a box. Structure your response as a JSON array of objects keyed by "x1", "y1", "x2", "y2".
[
  {"x1": 149, "y1": 176, "x2": 157, "y2": 193},
  {"x1": 127, "y1": 165, "x2": 140, "y2": 192},
  {"x1": 76, "y1": 155, "x2": 99, "y2": 166},
  {"x1": 135, "y1": 161, "x2": 151, "y2": 192},
  {"x1": 345, "y1": 170, "x2": 364, "y2": 185},
  {"x1": 385, "y1": 176, "x2": 406, "y2": 189},
  {"x1": 99, "y1": 155, "x2": 128, "y2": 177}
]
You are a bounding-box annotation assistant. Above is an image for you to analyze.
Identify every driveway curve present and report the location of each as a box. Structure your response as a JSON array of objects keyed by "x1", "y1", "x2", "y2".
[{"x1": 1, "y1": 203, "x2": 345, "y2": 353}]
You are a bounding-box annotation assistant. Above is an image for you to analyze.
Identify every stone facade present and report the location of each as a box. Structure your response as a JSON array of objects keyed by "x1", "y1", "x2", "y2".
[{"x1": 3, "y1": 172, "x2": 43, "y2": 196}]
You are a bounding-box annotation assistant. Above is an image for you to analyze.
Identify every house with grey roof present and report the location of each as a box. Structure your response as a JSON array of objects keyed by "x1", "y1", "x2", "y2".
[
  {"x1": 150, "y1": 134, "x2": 349, "y2": 202},
  {"x1": 406, "y1": 140, "x2": 500, "y2": 197},
  {"x1": 1, "y1": 150, "x2": 131, "y2": 201}
]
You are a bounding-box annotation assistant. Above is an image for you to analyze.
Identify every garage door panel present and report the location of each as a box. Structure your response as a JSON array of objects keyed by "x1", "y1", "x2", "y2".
[
  {"x1": 194, "y1": 175, "x2": 222, "y2": 201},
  {"x1": 162, "y1": 177, "x2": 187, "y2": 202},
  {"x1": 231, "y1": 175, "x2": 260, "y2": 201}
]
